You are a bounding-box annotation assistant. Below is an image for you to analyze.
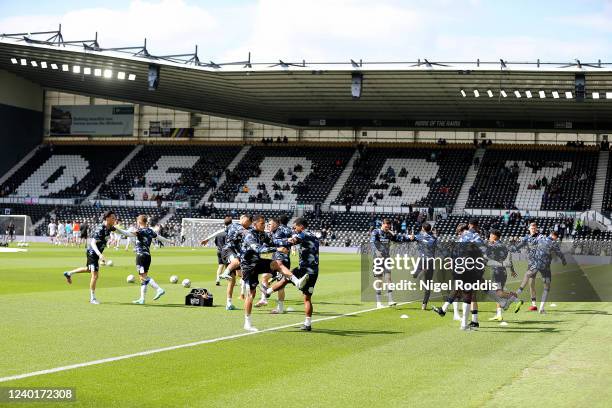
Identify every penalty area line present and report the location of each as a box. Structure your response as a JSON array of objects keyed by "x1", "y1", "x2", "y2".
[{"x1": 0, "y1": 301, "x2": 411, "y2": 383}]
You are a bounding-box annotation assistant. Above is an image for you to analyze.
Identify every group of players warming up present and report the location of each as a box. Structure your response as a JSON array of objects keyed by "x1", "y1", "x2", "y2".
[
  {"x1": 203, "y1": 214, "x2": 319, "y2": 332},
  {"x1": 60, "y1": 209, "x2": 563, "y2": 333},
  {"x1": 370, "y1": 218, "x2": 566, "y2": 330}
]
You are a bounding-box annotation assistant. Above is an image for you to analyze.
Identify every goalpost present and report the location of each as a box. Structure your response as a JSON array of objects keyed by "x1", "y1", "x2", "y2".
[
  {"x1": 180, "y1": 218, "x2": 234, "y2": 248},
  {"x1": 0, "y1": 215, "x2": 33, "y2": 245}
]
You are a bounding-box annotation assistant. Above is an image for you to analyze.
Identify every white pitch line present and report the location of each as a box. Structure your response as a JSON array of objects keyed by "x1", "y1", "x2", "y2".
[{"x1": 0, "y1": 301, "x2": 411, "y2": 383}]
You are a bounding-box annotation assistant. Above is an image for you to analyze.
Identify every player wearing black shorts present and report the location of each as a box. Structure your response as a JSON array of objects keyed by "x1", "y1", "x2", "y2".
[
  {"x1": 214, "y1": 217, "x2": 232, "y2": 286},
  {"x1": 62, "y1": 210, "x2": 117, "y2": 304},
  {"x1": 115, "y1": 215, "x2": 173, "y2": 304},
  {"x1": 240, "y1": 214, "x2": 287, "y2": 332},
  {"x1": 255, "y1": 215, "x2": 292, "y2": 313}
]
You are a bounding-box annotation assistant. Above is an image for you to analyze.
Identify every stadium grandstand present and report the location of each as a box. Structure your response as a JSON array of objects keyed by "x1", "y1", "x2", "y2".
[{"x1": 2, "y1": 26, "x2": 612, "y2": 252}]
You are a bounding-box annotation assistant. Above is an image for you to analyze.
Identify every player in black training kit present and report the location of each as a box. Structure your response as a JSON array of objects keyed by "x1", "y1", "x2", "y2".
[
  {"x1": 114, "y1": 215, "x2": 173, "y2": 304},
  {"x1": 214, "y1": 216, "x2": 232, "y2": 286},
  {"x1": 62, "y1": 210, "x2": 117, "y2": 304}
]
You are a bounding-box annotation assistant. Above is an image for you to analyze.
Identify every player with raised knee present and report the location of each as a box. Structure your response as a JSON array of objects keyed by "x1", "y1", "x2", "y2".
[
  {"x1": 62, "y1": 210, "x2": 117, "y2": 304},
  {"x1": 256, "y1": 215, "x2": 291, "y2": 313},
  {"x1": 485, "y1": 229, "x2": 523, "y2": 321},
  {"x1": 534, "y1": 231, "x2": 566, "y2": 314},
  {"x1": 510, "y1": 221, "x2": 548, "y2": 311}
]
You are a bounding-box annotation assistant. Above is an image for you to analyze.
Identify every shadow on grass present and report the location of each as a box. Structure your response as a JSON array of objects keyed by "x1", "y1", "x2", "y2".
[
  {"x1": 295, "y1": 328, "x2": 402, "y2": 337},
  {"x1": 479, "y1": 327, "x2": 565, "y2": 333},
  {"x1": 555, "y1": 309, "x2": 612, "y2": 315}
]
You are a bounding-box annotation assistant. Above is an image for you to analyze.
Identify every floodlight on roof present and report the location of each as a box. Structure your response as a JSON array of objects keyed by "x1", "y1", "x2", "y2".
[
  {"x1": 592, "y1": 92, "x2": 600, "y2": 99},
  {"x1": 552, "y1": 91, "x2": 560, "y2": 99},
  {"x1": 514, "y1": 90, "x2": 521, "y2": 98},
  {"x1": 539, "y1": 90, "x2": 546, "y2": 98},
  {"x1": 487, "y1": 90, "x2": 493, "y2": 97}
]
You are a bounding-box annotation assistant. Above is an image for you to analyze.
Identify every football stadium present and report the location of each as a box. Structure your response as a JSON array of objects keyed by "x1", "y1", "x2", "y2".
[{"x1": 2, "y1": 2, "x2": 612, "y2": 407}]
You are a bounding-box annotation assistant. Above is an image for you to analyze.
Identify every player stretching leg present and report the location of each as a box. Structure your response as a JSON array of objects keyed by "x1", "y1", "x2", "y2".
[
  {"x1": 240, "y1": 215, "x2": 285, "y2": 331},
  {"x1": 62, "y1": 210, "x2": 117, "y2": 304},
  {"x1": 510, "y1": 222, "x2": 547, "y2": 311},
  {"x1": 485, "y1": 230, "x2": 523, "y2": 321},
  {"x1": 535, "y1": 231, "x2": 566, "y2": 314},
  {"x1": 432, "y1": 224, "x2": 469, "y2": 321},
  {"x1": 256, "y1": 215, "x2": 291, "y2": 312},
  {"x1": 202, "y1": 214, "x2": 251, "y2": 310},
  {"x1": 114, "y1": 215, "x2": 173, "y2": 304}
]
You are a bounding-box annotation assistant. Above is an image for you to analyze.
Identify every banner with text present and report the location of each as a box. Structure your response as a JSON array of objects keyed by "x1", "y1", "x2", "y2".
[{"x1": 50, "y1": 105, "x2": 134, "y2": 136}]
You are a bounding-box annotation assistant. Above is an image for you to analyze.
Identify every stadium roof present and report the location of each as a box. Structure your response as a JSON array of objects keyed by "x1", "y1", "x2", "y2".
[{"x1": 2, "y1": 28, "x2": 612, "y2": 131}]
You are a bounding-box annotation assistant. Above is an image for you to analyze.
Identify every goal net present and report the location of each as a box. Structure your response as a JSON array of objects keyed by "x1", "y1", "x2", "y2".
[
  {"x1": 0, "y1": 215, "x2": 33, "y2": 243},
  {"x1": 180, "y1": 218, "x2": 234, "y2": 248}
]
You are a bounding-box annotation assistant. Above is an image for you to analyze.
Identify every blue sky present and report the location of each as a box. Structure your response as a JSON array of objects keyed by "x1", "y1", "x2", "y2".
[{"x1": 1, "y1": 0, "x2": 610, "y2": 62}]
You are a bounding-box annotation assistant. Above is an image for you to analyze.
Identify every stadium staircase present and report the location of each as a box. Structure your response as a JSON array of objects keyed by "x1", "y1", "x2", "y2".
[
  {"x1": 85, "y1": 145, "x2": 143, "y2": 203},
  {"x1": 452, "y1": 148, "x2": 484, "y2": 213},
  {"x1": 198, "y1": 145, "x2": 251, "y2": 206},
  {"x1": 591, "y1": 150, "x2": 609, "y2": 212},
  {"x1": 322, "y1": 149, "x2": 360, "y2": 210},
  {"x1": 0, "y1": 145, "x2": 40, "y2": 185}
]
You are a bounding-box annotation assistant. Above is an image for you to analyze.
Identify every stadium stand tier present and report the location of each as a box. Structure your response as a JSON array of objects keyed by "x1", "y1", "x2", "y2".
[
  {"x1": 333, "y1": 145, "x2": 474, "y2": 210},
  {"x1": 211, "y1": 145, "x2": 354, "y2": 204},
  {"x1": 0, "y1": 145, "x2": 132, "y2": 199},
  {"x1": 466, "y1": 146, "x2": 598, "y2": 211},
  {"x1": 97, "y1": 145, "x2": 242, "y2": 201}
]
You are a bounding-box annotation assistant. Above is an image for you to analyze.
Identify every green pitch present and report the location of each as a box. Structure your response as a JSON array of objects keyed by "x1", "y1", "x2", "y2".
[{"x1": 1, "y1": 244, "x2": 612, "y2": 407}]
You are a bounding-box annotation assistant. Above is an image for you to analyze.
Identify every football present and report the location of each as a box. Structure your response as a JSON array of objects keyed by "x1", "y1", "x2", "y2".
[
  {"x1": 181, "y1": 278, "x2": 191, "y2": 288},
  {"x1": 126, "y1": 274, "x2": 135, "y2": 283},
  {"x1": 106, "y1": 260, "x2": 114, "y2": 267},
  {"x1": 170, "y1": 275, "x2": 179, "y2": 284}
]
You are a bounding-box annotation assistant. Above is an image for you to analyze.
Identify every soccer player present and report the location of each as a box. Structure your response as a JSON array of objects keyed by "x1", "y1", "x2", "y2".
[
  {"x1": 370, "y1": 218, "x2": 408, "y2": 308},
  {"x1": 533, "y1": 231, "x2": 566, "y2": 314},
  {"x1": 458, "y1": 218, "x2": 486, "y2": 328},
  {"x1": 408, "y1": 222, "x2": 437, "y2": 310},
  {"x1": 57, "y1": 220, "x2": 65, "y2": 246},
  {"x1": 256, "y1": 215, "x2": 291, "y2": 313},
  {"x1": 485, "y1": 230, "x2": 523, "y2": 321},
  {"x1": 65, "y1": 222, "x2": 73, "y2": 246},
  {"x1": 114, "y1": 215, "x2": 173, "y2": 304},
  {"x1": 213, "y1": 214, "x2": 252, "y2": 310},
  {"x1": 510, "y1": 222, "x2": 547, "y2": 311},
  {"x1": 432, "y1": 223, "x2": 477, "y2": 330},
  {"x1": 213, "y1": 216, "x2": 232, "y2": 286},
  {"x1": 124, "y1": 222, "x2": 138, "y2": 251},
  {"x1": 286, "y1": 217, "x2": 320, "y2": 331},
  {"x1": 48, "y1": 220, "x2": 57, "y2": 244},
  {"x1": 62, "y1": 210, "x2": 117, "y2": 304},
  {"x1": 73, "y1": 221, "x2": 81, "y2": 246},
  {"x1": 240, "y1": 214, "x2": 287, "y2": 331}
]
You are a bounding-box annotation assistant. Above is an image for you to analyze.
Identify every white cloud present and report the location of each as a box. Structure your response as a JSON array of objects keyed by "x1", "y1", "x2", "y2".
[{"x1": 0, "y1": 0, "x2": 609, "y2": 63}]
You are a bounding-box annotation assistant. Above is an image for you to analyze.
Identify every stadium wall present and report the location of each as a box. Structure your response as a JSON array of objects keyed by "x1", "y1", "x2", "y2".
[{"x1": 0, "y1": 69, "x2": 43, "y2": 176}]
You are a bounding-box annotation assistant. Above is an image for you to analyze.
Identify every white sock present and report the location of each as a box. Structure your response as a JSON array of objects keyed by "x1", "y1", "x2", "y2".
[
  {"x1": 90, "y1": 290, "x2": 96, "y2": 300},
  {"x1": 462, "y1": 303, "x2": 471, "y2": 327},
  {"x1": 442, "y1": 301, "x2": 451, "y2": 312},
  {"x1": 304, "y1": 316, "x2": 312, "y2": 326},
  {"x1": 239, "y1": 279, "x2": 246, "y2": 295},
  {"x1": 226, "y1": 298, "x2": 233, "y2": 306},
  {"x1": 375, "y1": 292, "x2": 382, "y2": 303},
  {"x1": 259, "y1": 291, "x2": 267, "y2": 302},
  {"x1": 245, "y1": 315, "x2": 252, "y2": 326},
  {"x1": 539, "y1": 302, "x2": 546, "y2": 310},
  {"x1": 531, "y1": 299, "x2": 537, "y2": 307},
  {"x1": 453, "y1": 301, "x2": 461, "y2": 317},
  {"x1": 387, "y1": 292, "x2": 393, "y2": 303},
  {"x1": 140, "y1": 283, "x2": 147, "y2": 298},
  {"x1": 277, "y1": 300, "x2": 284, "y2": 311},
  {"x1": 496, "y1": 307, "x2": 502, "y2": 318},
  {"x1": 290, "y1": 275, "x2": 300, "y2": 285},
  {"x1": 148, "y1": 278, "x2": 159, "y2": 290}
]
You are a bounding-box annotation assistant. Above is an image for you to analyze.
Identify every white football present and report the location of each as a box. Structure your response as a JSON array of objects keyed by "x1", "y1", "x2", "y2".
[
  {"x1": 170, "y1": 275, "x2": 179, "y2": 284},
  {"x1": 106, "y1": 260, "x2": 114, "y2": 267},
  {"x1": 126, "y1": 274, "x2": 135, "y2": 283},
  {"x1": 182, "y1": 278, "x2": 191, "y2": 288}
]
